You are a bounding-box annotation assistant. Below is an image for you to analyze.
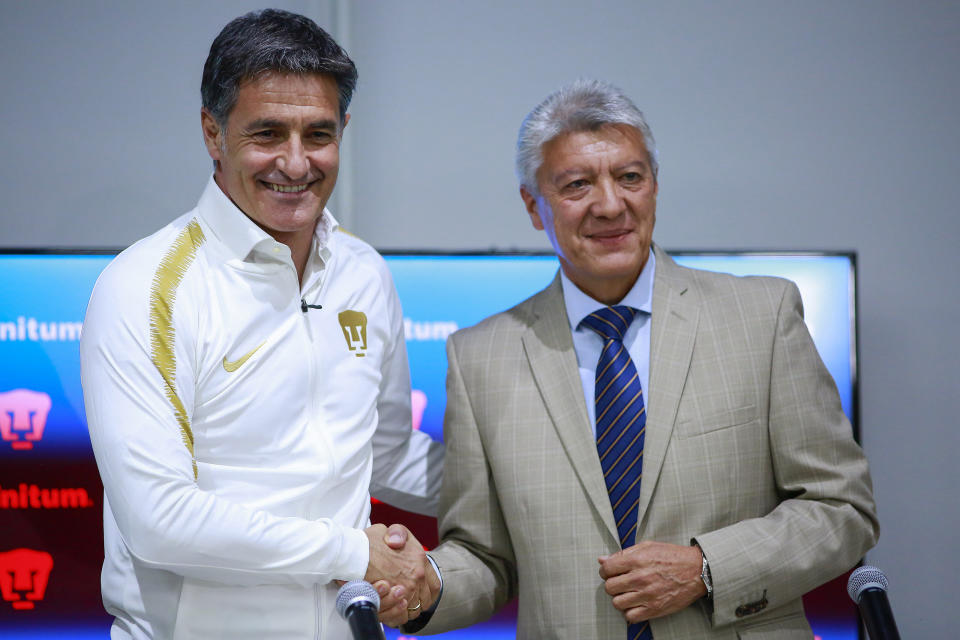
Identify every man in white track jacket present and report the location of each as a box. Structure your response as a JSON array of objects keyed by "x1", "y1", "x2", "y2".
[{"x1": 80, "y1": 9, "x2": 442, "y2": 639}]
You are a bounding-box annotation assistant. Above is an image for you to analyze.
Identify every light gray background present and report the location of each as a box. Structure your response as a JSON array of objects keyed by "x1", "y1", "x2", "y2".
[{"x1": 2, "y1": 1, "x2": 957, "y2": 636}]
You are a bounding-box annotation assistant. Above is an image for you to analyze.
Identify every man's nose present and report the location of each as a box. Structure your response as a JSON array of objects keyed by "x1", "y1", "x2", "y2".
[
  {"x1": 592, "y1": 177, "x2": 624, "y2": 218},
  {"x1": 277, "y1": 136, "x2": 309, "y2": 178}
]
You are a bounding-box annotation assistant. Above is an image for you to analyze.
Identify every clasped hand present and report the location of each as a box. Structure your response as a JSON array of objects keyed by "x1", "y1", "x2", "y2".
[
  {"x1": 598, "y1": 540, "x2": 706, "y2": 624},
  {"x1": 363, "y1": 523, "x2": 441, "y2": 627}
]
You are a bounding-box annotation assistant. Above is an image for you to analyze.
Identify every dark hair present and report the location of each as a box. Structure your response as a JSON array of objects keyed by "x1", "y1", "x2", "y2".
[{"x1": 201, "y1": 9, "x2": 357, "y2": 128}]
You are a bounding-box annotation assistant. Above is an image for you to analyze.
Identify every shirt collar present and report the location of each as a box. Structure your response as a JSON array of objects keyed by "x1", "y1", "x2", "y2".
[
  {"x1": 197, "y1": 175, "x2": 339, "y2": 264},
  {"x1": 560, "y1": 248, "x2": 656, "y2": 332}
]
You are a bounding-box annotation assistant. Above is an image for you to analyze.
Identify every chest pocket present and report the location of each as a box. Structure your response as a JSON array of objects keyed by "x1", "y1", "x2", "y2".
[{"x1": 678, "y1": 404, "x2": 758, "y2": 438}]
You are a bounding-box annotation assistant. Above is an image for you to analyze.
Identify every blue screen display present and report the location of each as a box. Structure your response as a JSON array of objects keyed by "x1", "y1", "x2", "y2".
[
  {"x1": 0, "y1": 251, "x2": 858, "y2": 639},
  {"x1": 392, "y1": 253, "x2": 856, "y2": 448}
]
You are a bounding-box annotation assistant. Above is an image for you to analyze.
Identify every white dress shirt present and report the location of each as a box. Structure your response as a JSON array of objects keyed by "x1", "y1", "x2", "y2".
[
  {"x1": 560, "y1": 249, "x2": 656, "y2": 433},
  {"x1": 80, "y1": 177, "x2": 442, "y2": 639}
]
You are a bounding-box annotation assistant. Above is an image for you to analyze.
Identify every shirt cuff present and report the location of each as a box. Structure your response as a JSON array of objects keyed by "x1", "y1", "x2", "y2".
[{"x1": 426, "y1": 554, "x2": 443, "y2": 597}]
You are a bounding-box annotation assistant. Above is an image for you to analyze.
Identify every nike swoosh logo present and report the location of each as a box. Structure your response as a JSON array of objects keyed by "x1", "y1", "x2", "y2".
[{"x1": 222, "y1": 342, "x2": 265, "y2": 372}]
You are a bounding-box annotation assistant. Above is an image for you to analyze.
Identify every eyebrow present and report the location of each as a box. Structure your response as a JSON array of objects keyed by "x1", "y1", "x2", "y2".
[
  {"x1": 612, "y1": 160, "x2": 650, "y2": 175},
  {"x1": 243, "y1": 118, "x2": 339, "y2": 132},
  {"x1": 552, "y1": 160, "x2": 649, "y2": 184}
]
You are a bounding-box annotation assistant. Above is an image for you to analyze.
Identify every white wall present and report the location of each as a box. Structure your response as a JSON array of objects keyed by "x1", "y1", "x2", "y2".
[
  {"x1": 0, "y1": 0, "x2": 345, "y2": 246},
  {"x1": 2, "y1": 1, "x2": 958, "y2": 636}
]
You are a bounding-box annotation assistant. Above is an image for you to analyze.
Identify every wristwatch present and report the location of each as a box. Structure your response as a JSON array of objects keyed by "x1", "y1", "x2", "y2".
[{"x1": 699, "y1": 546, "x2": 713, "y2": 599}]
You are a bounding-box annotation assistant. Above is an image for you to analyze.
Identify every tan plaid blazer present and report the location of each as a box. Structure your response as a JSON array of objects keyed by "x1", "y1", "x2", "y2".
[{"x1": 421, "y1": 245, "x2": 878, "y2": 639}]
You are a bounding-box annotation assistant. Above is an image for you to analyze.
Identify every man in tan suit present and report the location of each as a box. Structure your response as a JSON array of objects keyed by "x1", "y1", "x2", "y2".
[{"x1": 396, "y1": 79, "x2": 878, "y2": 639}]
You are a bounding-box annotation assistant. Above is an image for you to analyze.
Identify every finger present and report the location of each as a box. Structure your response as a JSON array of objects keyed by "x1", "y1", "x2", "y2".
[
  {"x1": 401, "y1": 527, "x2": 424, "y2": 553},
  {"x1": 378, "y1": 585, "x2": 409, "y2": 623},
  {"x1": 611, "y1": 589, "x2": 647, "y2": 612},
  {"x1": 401, "y1": 548, "x2": 428, "y2": 591},
  {"x1": 389, "y1": 584, "x2": 411, "y2": 625},
  {"x1": 378, "y1": 591, "x2": 403, "y2": 613},
  {"x1": 599, "y1": 549, "x2": 639, "y2": 579},
  {"x1": 604, "y1": 571, "x2": 646, "y2": 596},
  {"x1": 377, "y1": 584, "x2": 407, "y2": 612},
  {"x1": 385, "y1": 523, "x2": 409, "y2": 549},
  {"x1": 407, "y1": 585, "x2": 428, "y2": 622},
  {"x1": 372, "y1": 580, "x2": 390, "y2": 601},
  {"x1": 411, "y1": 561, "x2": 429, "y2": 609},
  {"x1": 378, "y1": 600, "x2": 409, "y2": 628},
  {"x1": 599, "y1": 561, "x2": 611, "y2": 580},
  {"x1": 624, "y1": 605, "x2": 653, "y2": 624},
  {"x1": 411, "y1": 584, "x2": 428, "y2": 619}
]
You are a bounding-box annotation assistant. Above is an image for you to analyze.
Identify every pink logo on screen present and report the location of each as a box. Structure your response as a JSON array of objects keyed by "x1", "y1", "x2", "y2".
[
  {"x1": 0, "y1": 548, "x2": 54, "y2": 610},
  {"x1": 0, "y1": 389, "x2": 52, "y2": 451},
  {"x1": 411, "y1": 390, "x2": 427, "y2": 431}
]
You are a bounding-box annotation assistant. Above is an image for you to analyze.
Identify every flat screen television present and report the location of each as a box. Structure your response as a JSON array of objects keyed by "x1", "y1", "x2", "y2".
[{"x1": 0, "y1": 249, "x2": 859, "y2": 639}]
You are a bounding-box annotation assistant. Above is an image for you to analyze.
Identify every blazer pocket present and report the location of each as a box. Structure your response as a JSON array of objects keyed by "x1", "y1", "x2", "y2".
[
  {"x1": 678, "y1": 404, "x2": 758, "y2": 438},
  {"x1": 736, "y1": 611, "x2": 811, "y2": 639}
]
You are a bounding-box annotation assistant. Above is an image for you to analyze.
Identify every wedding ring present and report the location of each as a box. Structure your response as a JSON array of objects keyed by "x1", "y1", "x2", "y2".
[{"x1": 407, "y1": 600, "x2": 422, "y2": 612}]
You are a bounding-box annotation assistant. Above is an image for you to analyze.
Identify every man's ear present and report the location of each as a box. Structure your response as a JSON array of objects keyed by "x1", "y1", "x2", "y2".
[
  {"x1": 520, "y1": 186, "x2": 545, "y2": 231},
  {"x1": 339, "y1": 112, "x2": 350, "y2": 138},
  {"x1": 200, "y1": 109, "x2": 224, "y2": 163}
]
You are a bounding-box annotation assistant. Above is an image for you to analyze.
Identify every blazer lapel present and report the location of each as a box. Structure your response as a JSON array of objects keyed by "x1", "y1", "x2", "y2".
[
  {"x1": 638, "y1": 246, "x2": 700, "y2": 525},
  {"x1": 522, "y1": 274, "x2": 621, "y2": 544}
]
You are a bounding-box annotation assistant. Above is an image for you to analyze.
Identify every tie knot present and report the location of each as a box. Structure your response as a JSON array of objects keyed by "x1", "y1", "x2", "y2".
[{"x1": 581, "y1": 305, "x2": 637, "y2": 342}]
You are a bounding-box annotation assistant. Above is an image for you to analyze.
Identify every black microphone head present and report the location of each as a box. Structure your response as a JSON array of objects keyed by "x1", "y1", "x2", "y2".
[
  {"x1": 336, "y1": 580, "x2": 380, "y2": 618},
  {"x1": 847, "y1": 565, "x2": 889, "y2": 602}
]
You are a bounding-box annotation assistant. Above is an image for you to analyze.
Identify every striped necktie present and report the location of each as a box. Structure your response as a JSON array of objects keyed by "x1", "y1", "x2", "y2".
[{"x1": 581, "y1": 305, "x2": 652, "y2": 640}]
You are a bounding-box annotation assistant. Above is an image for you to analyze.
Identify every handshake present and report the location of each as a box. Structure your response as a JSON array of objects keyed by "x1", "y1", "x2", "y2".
[{"x1": 361, "y1": 523, "x2": 441, "y2": 628}]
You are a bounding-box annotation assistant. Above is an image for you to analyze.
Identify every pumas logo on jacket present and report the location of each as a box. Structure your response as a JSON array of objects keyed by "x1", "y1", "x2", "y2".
[{"x1": 338, "y1": 310, "x2": 368, "y2": 357}]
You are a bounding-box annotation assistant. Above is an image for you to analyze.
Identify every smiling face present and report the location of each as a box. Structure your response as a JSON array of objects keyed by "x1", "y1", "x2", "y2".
[
  {"x1": 521, "y1": 124, "x2": 658, "y2": 305},
  {"x1": 201, "y1": 71, "x2": 347, "y2": 252}
]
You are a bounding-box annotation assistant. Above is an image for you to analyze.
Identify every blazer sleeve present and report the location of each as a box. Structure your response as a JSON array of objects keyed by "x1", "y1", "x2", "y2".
[
  {"x1": 412, "y1": 333, "x2": 518, "y2": 634},
  {"x1": 692, "y1": 281, "x2": 879, "y2": 627}
]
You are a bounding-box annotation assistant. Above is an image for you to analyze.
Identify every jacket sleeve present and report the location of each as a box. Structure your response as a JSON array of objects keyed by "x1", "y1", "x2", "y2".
[
  {"x1": 81, "y1": 259, "x2": 369, "y2": 588},
  {"x1": 412, "y1": 334, "x2": 518, "y2": 633},
  {"x1": 692, "y1": 281, "x2": 879, "y2": 627},
  {"x1": 367, "y1": 256, "x2": 444, "y2": 516}
]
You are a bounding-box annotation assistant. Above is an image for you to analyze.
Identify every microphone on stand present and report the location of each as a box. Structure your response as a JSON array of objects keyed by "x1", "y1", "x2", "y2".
[
  {"x1": 336, "y1": 580, "x2": 386, "y2": 640},
  {"x1": 846, "y1": 565, "x2": 901, "y2": 640}
]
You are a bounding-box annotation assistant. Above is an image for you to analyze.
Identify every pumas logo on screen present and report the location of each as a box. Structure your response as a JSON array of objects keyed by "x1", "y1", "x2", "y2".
[
  {"x1": 0, "y1": 548, "x2": 54, "y2": 610},
  {"x1": 338, "y1": 310, "x2": 368, "y2": 357},
  {"x1": 0, "y1": 389, "x2": 52, "y2": 451}
]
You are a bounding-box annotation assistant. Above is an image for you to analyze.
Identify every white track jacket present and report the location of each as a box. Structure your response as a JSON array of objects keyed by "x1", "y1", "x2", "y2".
[{"x1": 80, "y1": 178, "x2": 442, "y2": 639}]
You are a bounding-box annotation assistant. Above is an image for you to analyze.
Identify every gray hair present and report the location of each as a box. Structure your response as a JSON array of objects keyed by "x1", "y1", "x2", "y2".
[
  {"x1": 201, "y1": 9, "x2": 357, "y2": 129},
  {"x1": 516, "y1": 79, "x2": 658, "y2": 196}
]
